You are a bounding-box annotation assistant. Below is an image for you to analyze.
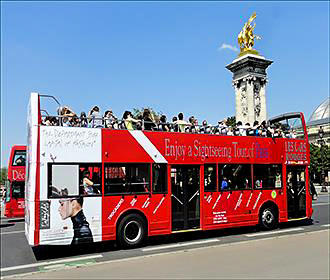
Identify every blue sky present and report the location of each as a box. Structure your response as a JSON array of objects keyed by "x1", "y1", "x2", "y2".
[{"x1": 1, "y1": 1, "x2": 329, "y2": 167}]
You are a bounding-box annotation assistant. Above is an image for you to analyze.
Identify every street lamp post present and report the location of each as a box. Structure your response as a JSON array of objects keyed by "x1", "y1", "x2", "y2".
[{"x1": 318, "y1": 126, "x2": 328, "y2": 193}]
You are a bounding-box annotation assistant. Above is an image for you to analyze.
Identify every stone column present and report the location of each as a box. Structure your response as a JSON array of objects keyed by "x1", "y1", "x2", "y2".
[{"x1": 226, "y1": 54, "x2": 273, "y2": 124}]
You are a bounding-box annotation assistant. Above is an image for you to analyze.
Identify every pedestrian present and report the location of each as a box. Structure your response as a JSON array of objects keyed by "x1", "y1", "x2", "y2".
[{"x1": 310, "y1": 179, "x2": 318, "y2": 200}]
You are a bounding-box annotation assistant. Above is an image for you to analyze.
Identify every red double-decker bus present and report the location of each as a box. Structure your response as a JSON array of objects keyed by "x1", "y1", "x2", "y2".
[
  {"x1": 25, "y1": 93, "x2": 312, "y2": 247},
  {"x1": 5, "y1": 145, "x2": 26, "y2": 218}
]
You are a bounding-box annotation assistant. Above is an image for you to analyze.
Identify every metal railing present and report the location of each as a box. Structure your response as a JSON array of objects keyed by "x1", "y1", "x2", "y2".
[{"x1": 40, "y1": 114, "x2": 300, "y2": 138}]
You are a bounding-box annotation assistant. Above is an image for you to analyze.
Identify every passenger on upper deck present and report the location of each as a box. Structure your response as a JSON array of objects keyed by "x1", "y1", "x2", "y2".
[
  {"x1": 188, "y1": 116, "x2": 197, "y2": 133},
  {"x1": 273, "y1": 124, "x2": 283, "y2": 138},
  {"x1": 80, "y1": 112, "x2": 88, "y2": 128},
  {"x1": 88, "y1": 106, "x2": 103, "y2": 128},
  {"x1": 104, "y1": 110, "x2": 118, "y2": 129},
  {"x1": 171, "y1": 116, "x2": 179, "y2": 132},
  {"x1": 159, "y1": 115, "x2": 170, "y2": 132},
  {"x1": 143, "y1": 109, "x2": 157, "y2": 131},
  {"x1": 175, "y1": 113, "x2": 190, "y2": 133},
  {"x1": 260, "y1": 121, "x2": 273, "y2": 137},
  {"x1": 122, "y1": 111, "x2": 140, "y2": 130},
  {"x1": 252, "y1": 121, "x2": 260, "y2": 136},
  {"x1": 245, "y1": 123, "x2": 254, "y2": 136},
  {"x1": 218, "y1": 119, "x2": 228, "y2": 135},
  {"x1": 200, "y1": 120, "x2": 211, "y2": 134},
  {"x1": 58, "y1": 105, "x2": 77, "y2": 127}
]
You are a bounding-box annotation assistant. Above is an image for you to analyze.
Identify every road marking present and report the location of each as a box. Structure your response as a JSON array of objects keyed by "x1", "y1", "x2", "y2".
[
  {"x1": 142, "y1": 238, "x2": 219, "y2": 252},
  {"x1": 245, "y1": 227, "x2": 304, "y2": 237},
  {"x1": 1, "y1": 254, "x2": 103, "y2": 272},
  {"x1": 313, "y1": 202, "x2": 330, "y2": 206},
  {"x1": 0, "y1": 230, "x2": 25, "y2": 235},
  {"x1": 321, "y1": 224, "x2": 330, "y2": 227},
  {"x1": 42, "y1": 264, "x2": 66, "y2": 270}
]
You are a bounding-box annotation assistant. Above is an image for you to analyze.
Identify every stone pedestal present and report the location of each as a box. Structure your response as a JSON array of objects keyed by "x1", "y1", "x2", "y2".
[{"x1": 226, "y1": 54, "x2": 273, "y2": 124}]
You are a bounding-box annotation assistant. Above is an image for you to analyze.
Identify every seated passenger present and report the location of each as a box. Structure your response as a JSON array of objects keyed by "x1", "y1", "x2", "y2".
[
  {"x1": 273, "y1": 124, "x2": 283, "y2": 138},
  {"x1": 218, "y1": 119, "x2": 228, "y2": 135},
  {"x1": 175, "y1": 113, "x2": 190, "y2": 133},
  {"x1": 260, "y1": 121, "x2": 273, "y2": 137},
  {"x1": 159, "y1": 115, "x2": 170, "y2": 132},
  {"x1": 80, "y1": 112, "x2": 88, "y2": 128},
  {"x1": 122, "y1": 111, "x2": 140, "y2": 130},
  {"x1": 252, "y1": 120, "x2": 260, "y2": 136},
  {"x1": 83, "y1": 171, "x2": 96, "y2": 195},
  {"x1": 238, "y1": 122, "x2": 247, "y2": 136},
  {"x1": 200, "y1": 120, "x2": 211, "y2": 134},
  {"x1": 171, "y1": 116, "x2": 179, "y2": 132},
  {"x1": 255, "y1": 179, "x2": 262, "y2": 189},
  {"x1": 193, "y1": 118, "x2": 200, "y2": 133},
  {"x1": 88, "y1": 106, "x2": 103, "y2": 128},
  {"x1": 234, "y1": 121, "x2": 242, "y2": 136},
  {"x1": 188, "y1": 116, "x2": 197, "y2": 133},
  {"x1": 104, "y1": 110, "x2": 117, "y2": 129},
  {"x1": 143, "y1": 109, "x2": 157, "y2": 131},
  {"x1": 245, "y1": 122, "x2": 254, "y2": 136},
  {"x1": 58, "y1": 105, "x2": 77, "y2": 126},
  {"x1": 43, "y1": 116, "x2": 52, "y2": 126},
  {"x1": 227, "y1": 127, "x2": 234, "y2": 136},
  {"x1": 221, "y1": 177, "x2": 229, "y2": 190}
]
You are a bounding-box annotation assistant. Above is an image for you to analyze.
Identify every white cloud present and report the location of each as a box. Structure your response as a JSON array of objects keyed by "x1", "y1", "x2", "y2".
[{"x1": 218, "y1": 43, "x2": 239, "y2": 52}]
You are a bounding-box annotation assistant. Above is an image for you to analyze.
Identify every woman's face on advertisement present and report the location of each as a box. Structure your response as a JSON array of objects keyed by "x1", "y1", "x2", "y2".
[{"x1": 58, "y1": 199, "x2": 73, "y2": 220}]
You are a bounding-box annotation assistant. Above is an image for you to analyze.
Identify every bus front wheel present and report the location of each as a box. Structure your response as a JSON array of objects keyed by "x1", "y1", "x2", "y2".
[
  {"x1": 259, "y1": 205, "x2": 278, "y2": 230},
  {"x1": 117, "y1": 213, "x2": 147, "y2": 248}
]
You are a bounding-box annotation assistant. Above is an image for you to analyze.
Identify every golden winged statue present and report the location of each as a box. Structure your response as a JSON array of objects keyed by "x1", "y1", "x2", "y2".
[{"x1": 238, "y1": 12, "x2": 261, "y2": 55}]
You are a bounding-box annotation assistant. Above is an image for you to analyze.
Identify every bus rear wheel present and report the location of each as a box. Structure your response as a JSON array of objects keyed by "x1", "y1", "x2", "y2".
[
  {"x1": 117, "y1": 213, "x2": 146, "y2": 248},
  {"x1": 259, "y1": 206, "x2": 278, "y2": 230}
]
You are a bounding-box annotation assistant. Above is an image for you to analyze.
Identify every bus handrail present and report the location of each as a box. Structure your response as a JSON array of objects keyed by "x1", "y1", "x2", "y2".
[
  {"x1": 39, "y1": 113, "x2": 302, "y2": 139},
  {"x1": 39, "y1": 94, "x2": 61, "y2": 107}
]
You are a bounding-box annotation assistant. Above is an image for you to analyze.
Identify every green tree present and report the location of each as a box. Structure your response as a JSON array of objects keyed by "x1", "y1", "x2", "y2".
[
  {"x1": 0, "y1": 167, "x2": 8, "y2": 185},
  {"x1": 132, "y1": 107, "x2": 162, "y2": 122},
  {"x1": 226, "y1": 116, "x2": 236, "y2": 127},
  {"x1": 309, "y1": 143, "x2": 330, "y2": 183}
]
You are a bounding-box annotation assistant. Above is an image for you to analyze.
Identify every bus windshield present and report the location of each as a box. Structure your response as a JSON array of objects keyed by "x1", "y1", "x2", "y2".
[
  {"x1": 12, "y1": 151, "x2": 26, "y2": 166},
  {"x1": 269, "y1": 112, "x2": 305, "y2": 139},
  {"x1": 12, "y1": 182, "x2": 25, "y2": 199}
]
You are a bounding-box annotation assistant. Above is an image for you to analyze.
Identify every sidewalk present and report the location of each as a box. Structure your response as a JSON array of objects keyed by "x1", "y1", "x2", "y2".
[{"x1": 315, "y1": 184, "x2": 329, "y2": 195}]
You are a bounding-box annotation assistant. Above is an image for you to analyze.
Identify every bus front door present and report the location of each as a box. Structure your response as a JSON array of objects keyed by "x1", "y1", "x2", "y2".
[
  {"x1": 286, "y1": 166, "x2": 306, "y2": 219},
  {"x1": 171, "y1": 165, "x2": 200, "y2": 231}
]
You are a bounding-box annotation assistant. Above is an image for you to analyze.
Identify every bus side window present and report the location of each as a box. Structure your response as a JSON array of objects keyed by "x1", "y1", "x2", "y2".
[
  {"x1": 204, "y1": 164, "x2": 216, "y2": 192},
  {"x1": 104, "y1": 164, "x2": 150, "y2": 195},
  {"x1": 79, "y1": 164, "x2": 102, "y2": 196},
  {"x1": 152, "y1": 164, "x2": 167, "y2": 194},
  {"x1": 253, "y1": 164, "x2": 282, "y2": 189},
  {"x1": 219, "y1": 164, "x2": 252, "y2": 191}
]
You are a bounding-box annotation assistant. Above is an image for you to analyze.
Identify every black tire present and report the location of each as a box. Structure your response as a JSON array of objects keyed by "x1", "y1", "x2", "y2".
[
  {"x1": 117, "y1": 213, "x2": 147, "y2": 248},
  {"x1": 259, "y1": 206, "x2": 278, "y2": 230}
]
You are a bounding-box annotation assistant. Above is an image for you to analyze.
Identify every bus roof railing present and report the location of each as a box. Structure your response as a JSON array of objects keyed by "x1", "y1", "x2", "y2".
[
  {"x1": 39, "y1": 94, "x2": 61, "y2": 107},
  {"x1": 40, "y1": 113, "x2": 303, "y2": 139},
  {"x1": 268, "y1": 112, "x2": 302, "y2": 124}
]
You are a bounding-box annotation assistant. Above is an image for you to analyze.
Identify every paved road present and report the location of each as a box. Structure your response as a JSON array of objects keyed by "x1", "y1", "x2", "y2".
[
  {"x1": 12, "y1": 230, "x2": 330, "y2": 279},
  {"x1": 1, "y1": 195, "x2": 329, "y2": 278}
]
